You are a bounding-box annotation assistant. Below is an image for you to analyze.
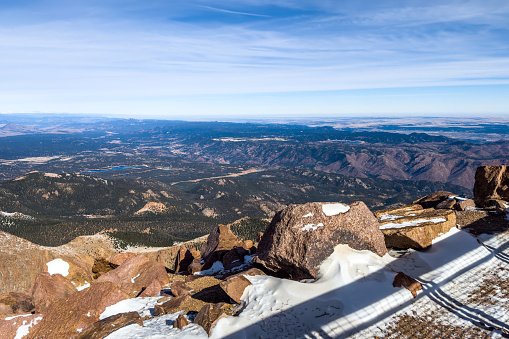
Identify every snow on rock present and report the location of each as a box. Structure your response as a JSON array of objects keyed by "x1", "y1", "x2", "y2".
[
  {"x1": 46, "y1": 258, "x2": 70, "y2": 277},
  {"x1": 322, "y1": 203, "x2": 350, "y2": 216},
  {"x1": 100, "y1": 297, "x2": 161, "y2": 320},
  {"x1": 379, "y1": 217, "x2": 446, "y2": 230},
  {"x1": 301, "y1": 223, "x2": 324, "y2": 231},
  {"x1": 14, "y1": 316, "x2": 42, "y2": 339},
  {"x1": 194, "y1": 261, "x2": 224, "y2": 276},
  {"x1": 76, "y1": 282, "x2": 90, "y2": 291},
  {"x1": 303, "y1": 212, "x2": 314, "y2": 218}
]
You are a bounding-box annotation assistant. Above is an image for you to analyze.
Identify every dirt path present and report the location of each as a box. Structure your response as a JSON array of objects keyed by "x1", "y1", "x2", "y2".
[{"x1": 170, "y1": 168, "x2": 264, "y2": 185}]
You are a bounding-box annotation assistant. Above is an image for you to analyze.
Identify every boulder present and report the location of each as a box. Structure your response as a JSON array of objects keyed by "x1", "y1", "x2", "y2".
[
  {"x1": 154, "y1": 294, "x2": 194, "y2": 316},
  {"x1": 222, "y1": 249, "x2": 243, "y2": 271},
  {"x1": 173, "y1": 314, "x2": 188, "y2": 329},
  {"x1": 31, "y1": 272, "x2": 77, "y2": 313},
  {"x1": 0, "y1": 314, "x2": 42, "y2": 339},
  {"x1": 72, "y1": 312, "x2": 143, "y2": 339},
  {"x1": 393, "y1": 272, "x2": 422, "y2": 298},
  {"x1": 195, "y1": 304, "x2": 227, "y2": 336},
  {"x1": 378, "y1": 208, "x2": 456, "y2": 249},
  {"x1": 138, "y1": 279, "x2": 162, "y2": 298},
  {"x1": 436, "y1": 199, "x2": 456, "y2": 210},
  {"x1": 374, "y1": 204, "x2": 423, "y2": 219},
  {"x1": 413, "y1": 191, "x2": 454, "y2": 209},
  {"x1": 143, "y1": 246, "x2": 186, "y2": 272},
  {"x1": 474, "y1": 166, "x2": 509, "y2": 207},
  {"x1": 454, "y1": 199, "x2": 475, "y2": 211},
  {"x1": 26, "y1": 282, "x2": 130, "y2": 339},
  {"x1": 107, "y1": 253, "x2": 137, "y2": 266},
  {"x1": 187, "y1": 259, "x2": 204, "y2": 275},
  {"x1": 174, "y1": 247, "x2": 196, "y2": 273},
  {"x1": 0, "y1": 292, "x2": 34, "y2": 316},
  {"x1": 253, "y1": 202, "x2": 387, "y2": 280},
  {"x1": 200, "y1": 225, "x2": 244, "y2": 265},
  {"x1": 170, "y1": 281, "x2": 191, "y2": 297},
  {"x1": 219, "y1": 268, "x2": 265, "y2": 304},
  {"x1": 95, "y1": 255, "x2": 169, "y2": 297},
  {"x1": 494, "y1": 200, "x2": 509, "y2": 215}
]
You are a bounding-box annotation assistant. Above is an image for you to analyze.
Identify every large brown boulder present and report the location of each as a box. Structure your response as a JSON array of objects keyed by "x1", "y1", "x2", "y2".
[
  {"x1": 95, "y1": 255, "x2": 169, "y2": 297},
  {"x1": 413, "y1": 191, "x2": 454, "y2": 209},
  {"x1": 378, "y1": 208, "x2": 456, "y2": 249},
  {"x1": 72, "y1": 312, "x2": 143, "y2": 339},
  {"x1": 174, "y1": 247, "x2": 197, "y2": 273},
  {"x1": 253, "y1": 201, "x2": 387, "y2": 280},
  {"x1": 26, "y1": 282, "x2": 130, "y2": 339},
  {"x1": 31, "y1": 272, "x2": 77, "y2": 313},
  {"x1": 474, "y1": 165, "x2": 509, "y2": 207},
  {"x1": 194, "y1": 304, "x2": 227, "y2": 336}
]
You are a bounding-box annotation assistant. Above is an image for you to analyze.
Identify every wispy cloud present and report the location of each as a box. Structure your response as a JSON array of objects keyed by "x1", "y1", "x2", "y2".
[{"x1": 198, "y1": 5, "x2": 271, "y2": 18}]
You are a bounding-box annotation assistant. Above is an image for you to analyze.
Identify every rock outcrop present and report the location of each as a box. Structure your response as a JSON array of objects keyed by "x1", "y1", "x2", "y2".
[
  {"x1": 31, "y1": 272, "x2": 77, "y2": 313},
  {"x1": 253, "y1": 201, "x2": 387, "y2": 280},
  {"x1": 377, "y1": 207, "x2": 456, "y2": 249},
  {"x1": 413, "y1": 191, "x2": 454, "y2": 209},
  {"x1": 474, "y1": 165, "x2": 509, "y2": 206}
]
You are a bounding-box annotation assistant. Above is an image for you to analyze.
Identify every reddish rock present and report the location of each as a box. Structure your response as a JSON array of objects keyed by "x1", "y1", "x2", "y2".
[
  {"x1": 175, "y1": 247, "x2": 195, "y2": 273},
  {"x1": 107, "y1": 253, "x2": 137, "y2": 266},
  {"x1": 413, "y1": 191, "x2": 454, "y2": 209},
  {"x1": 474, "y1": 166, "x2": 509, "y2": 207},
  {"x1": 219, "y1": 268, "x2": 265, "y2": 303},
  {"x1": 222, "y1": 249, "x2": 242, "y2": 271},
  {"x1": 454, "y1": 199, "x2": 476, "y2": 211},
  {"x1": 253, "y1": 202, "x2": 387, "y2": 280},
  {"x1": 95, "y1": 255, "x2": 169, "y2": 297},
  {"x1": 393, "y1": 272, "x2": 422, "y2": 298},
  {"x1": 243, "y1": 240, "x2": 254, "y2": 249},
  {"x1": 173, "y1": 314, "x2": 188, "y2": 329},
  {"x1": 187, "y1": 259, "x2": 204, "y2": 275},
  {"x1": 379, "y1": 208, "x2": 456, "y2": 249},
  {"x1": 0, "y1": 292, "x2": 34, "y2": 316},
  {"x1": 0, "y1": 314, "x2": 42, "y2": 339},
  {"x1": 171, "y1": 281, "x2": 191, "y2": 297},
  {"x1": 26, "y1": 282, "x2": 130, "y2": 339},
  {"x1": 138, "y1": 279, "x2": 162, "y2": 298},
  {"x1": 154, "y1": 294, "x2": 191, "y2": 316},
  {"x1": 195, "y1": 304, "x2": 227, "y2": 336},
  {"x1": 200, "y1": 225, "x2": 244, "y2": 264},
  {"x1": 31, "y1": 272, "x2": 77, "y2": 313},
  {"x1": 72, "y1": 311, "x2": 143, "y2": 339}
]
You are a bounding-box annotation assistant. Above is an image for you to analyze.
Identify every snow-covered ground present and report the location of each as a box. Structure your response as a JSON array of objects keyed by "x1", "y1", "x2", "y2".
[{"x1": 104, "y1": 228, "x2": 509, "y2": 338}]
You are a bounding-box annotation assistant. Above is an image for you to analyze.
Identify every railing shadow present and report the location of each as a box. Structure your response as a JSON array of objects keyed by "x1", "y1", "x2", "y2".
[{"x1": 219, "y1": 230, "x2": 509, "y2": 338}]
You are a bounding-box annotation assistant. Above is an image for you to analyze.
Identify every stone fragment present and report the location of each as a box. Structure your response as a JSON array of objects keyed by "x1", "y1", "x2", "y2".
[
  {"x1": 378, "y1": 208, "x2": 456, "y2": 249},
  {"x1": 243, "y1": 240, "x2": 254, "y2": 249},
  {"x1": 454, "y1": 199, "x2": 476, "y2": 211},
  {"x1": 194, "y1": 304, "x2": 227, "y2": 336},
  {"x1": 436, "y1": 199, "x2": 456, "y2": 210},
  {"x1": 222, "y1": 249, "x2": 242, "y2": 270},
  {"x1": 95, "y1": 255, "x2": 169, "y2": 297},
  {"x1": 253, "y1": 201, "x2": 387, "y2": 280},
  {"x1": 138, "y1": 279, "x2": 162, "y2": 298},
  {"x1": 200, "y1": 225, "x2": 244, "y2": 264},
  {"x1": 413, "y1": 191, "x2": 454, "y2": 209},
  {"x1": 173, "y1": 314, "x2": 188, "y2": 329},
  {"x1": 219, "y1": 268, "x2": 265, "y2": 304},
  {"x1": 393, "y1": 272, "x2": 422, "y2": 298},
  {"x1": 187, "y1": 259, "x2": 204, "y2": 275},
  {"x1": 31, "y1": 272, "x2": 77, "y2": 313},
  {"x1": 175, "y1": 247, "x2": 195, "y2": 273},
  {"x1": 474, "y1": 165, "x2": 509, "y2": 207},
  {"x1": 154, "y1": 294, "x2": 192, "y2": 316},
  {"x1": 72, "y1": 312, "x2": 143, "y2": 339},
  {"x1": 171, "y1": 281, "x2": 191, "y2": 297},
  {"x1": 26, "y1": 282, "x2": 130, "y2": 339}
]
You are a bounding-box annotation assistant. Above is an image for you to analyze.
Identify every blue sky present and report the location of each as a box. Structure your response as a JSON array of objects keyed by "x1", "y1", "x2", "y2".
[{"x1": 0, "y1": 0, "x2": 508, "y2": 117}]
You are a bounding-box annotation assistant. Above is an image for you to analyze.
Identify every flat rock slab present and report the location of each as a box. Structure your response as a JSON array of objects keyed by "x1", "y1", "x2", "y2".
[
  {"x1": 253, "y1": 201, "x2": 387, "y2": 280},
  {"x1": 377, "y1": 208, "x2": 456, "y2": 249}
]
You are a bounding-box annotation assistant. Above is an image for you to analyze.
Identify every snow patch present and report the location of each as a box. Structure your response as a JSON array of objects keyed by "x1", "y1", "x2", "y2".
[
  {"x1": 46, "y1": 258, "x2": 70, "y2": 277},
  {"x1": 194, "y1": 261, "x2": 224, "y2": 276},
  {"x1": 14, "y1": 316, "x2": 42, "y2": 339},
  {"x1": 4, "y1": 314, "x2": 32, "y2": 321},
  {"x1": 100, "y1": 297, "x2": 161, "y2": 320},
  {"x1": 76, "y1": 282, "x2": 90, "y2": 291},
  {"x1": 322, "y1": 203, "x2": 350, "y2": 216},
  {"x1": 131, "y1": 274, "x2": 141, "y2": 283},
  {"x1": 301, "y1": 223, "x2": 324, "y2": 232},
  {"x1": 380, "y1": 217, "x2": 446, "y2": 230},
  {"x1": 303, "y1": 212, "x2": 314, "y2": 218}
]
